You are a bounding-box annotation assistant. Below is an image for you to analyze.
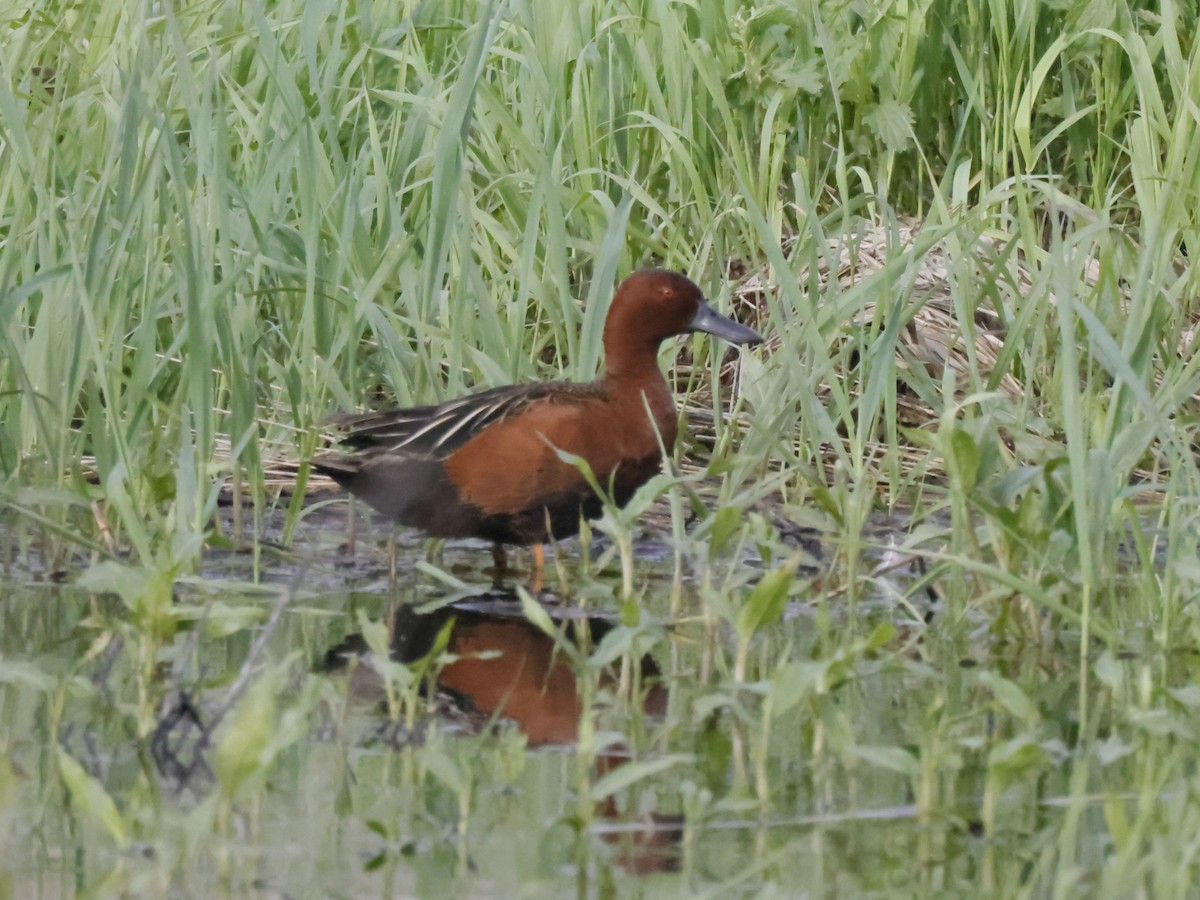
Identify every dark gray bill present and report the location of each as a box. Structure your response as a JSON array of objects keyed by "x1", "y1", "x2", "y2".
[{"x1": 687, "y1": 301, "x2": 764, "y2": 345}]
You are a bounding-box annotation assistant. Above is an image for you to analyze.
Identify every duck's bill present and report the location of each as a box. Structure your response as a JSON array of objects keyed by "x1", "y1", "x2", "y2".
[{"x1": 688, "y1": 301, "x2": 764, "y2": 345}]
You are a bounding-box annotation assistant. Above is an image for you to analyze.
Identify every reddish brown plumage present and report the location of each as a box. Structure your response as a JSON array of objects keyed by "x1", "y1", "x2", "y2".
[{"x1": 313, "y1": 269, "x2": 763, "y2": 547}]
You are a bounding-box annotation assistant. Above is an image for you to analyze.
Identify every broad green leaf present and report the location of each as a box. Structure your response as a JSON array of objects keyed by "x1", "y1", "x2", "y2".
[
  {"x1": 589, "y1": 754, "x2": 691, "y2": 803},
  {"x1": 862, "y1": 98, "x2": 914, "y2": 151},
  {"x1": 736, "y1": 563, "x2": 797, "y2": 643},
  {"x1": 708, "y1": 505, "x2": 745, "y2": 556},
  {"x1": 423, "y1": 748, "x2": 467, "y2": 795},
  {"x1": 977, "y1": 672, "x2": 1039, "y2": 727},
  {"x1": 214, "y1": 678, "x2": 278, "y2": 795},
  {"x1": 518, "y1": 587, "x2": 558, "y2": 638},
  {"x1": 987, "y1": 736, "x2": 1048, "y2": 780},
  {"x1": 57, "y1": 748, "x2": 128, "y2": 850}
]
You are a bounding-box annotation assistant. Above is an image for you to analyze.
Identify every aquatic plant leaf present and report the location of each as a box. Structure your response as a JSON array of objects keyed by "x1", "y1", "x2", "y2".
[
  {"x1": 768, "y1": 660, "x2": 827, "y2": 716},
  {"x1": 589, "y1": 754, "x2": 691, "y2": 802},
  {"x1": 77, "y1": 560, "x2": 176, "y2": 627},
  {"x1": 977, "y1": 671, "x2": 1039, "y2": 728},
  {"x1": 864, "y1": 622, "x2": 896, "y2": 650},
  {"x1": 1092, "y1": 650, "x2": 1124, "y2": 691},
  {"x1": 77, "y1": 561, "x2": 150, "y2": 608},
  {"x1": 1104, "y1": 795, "x2": 1133, "y2": 850},
  {"x1": 354, "y1": 611, "x2": 415, "y2": 693},
  {"x1": 56, "y1": 748, "x2": 128, "y2": 850},
  {"x1": 736, "y1": 562, "x2": 796, "y2": 643},
  {"x1": 358, "y1": 611, "x2": 391, "y2": 658},
  {"x1": 590, "y1": 623, "x2": 651, "y2": 669},
  {"x1": 986, "y1": 736, "x2": 1048, "y2": 787},
  {"x1": 845, "y1": 745, "x2": 920, "y2": 778},
  {"x1": 214, "y1": 677, "x2": 277, "y2": 795},
  {"x1": 1128, "y1": 708, "x2": 1194, "y2": 739},
  {"x1": 197, "y1": 601, "x2": 267, "y2": 638},
  {"x1": 0, "y1": 660, "x2": 56, "y2": 692},
  {"x1": 945, "y1": 426, "x2": 981, "y2": 493},
  {"x1": 708, "y1": 505, "x2": 744, "y2": 556},
  {"x1": 612, "y1": 471, "x2": 679, "y2": 520},
  {"x1": 695, "y1": 714, "x2": 733, "y2": 793},
  {"x1": 1169, "y1": 685, "x2": 1200, "y2": 709},
  {"x1": 518, "y1": 586, "x2": 558, "y2": 637},
  {"x1": 423, "y1": 747, "x2": 467, "y2": 795},
  {"x1": 365, "y1": 819, "x2": 390, "y2": 840},
  {"x1": 1093, "y1": 736, "x2": 1136, "y2": 766}
]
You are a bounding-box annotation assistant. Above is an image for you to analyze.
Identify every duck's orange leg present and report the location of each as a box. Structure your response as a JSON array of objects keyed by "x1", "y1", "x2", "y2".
[{"x1": 530, "y1": 543, "x2": 545, "y2": 594}]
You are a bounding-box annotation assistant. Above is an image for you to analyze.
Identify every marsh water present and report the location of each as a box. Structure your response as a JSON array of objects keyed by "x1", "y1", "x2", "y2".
[{"x1": 0, "y1": 498, "x2": 1169, "y2": 896}]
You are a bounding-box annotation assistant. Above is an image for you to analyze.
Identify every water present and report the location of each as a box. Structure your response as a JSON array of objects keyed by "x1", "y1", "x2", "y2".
[{"x1": 0, "y1": 500, "x2": 1171, "y2": 896}]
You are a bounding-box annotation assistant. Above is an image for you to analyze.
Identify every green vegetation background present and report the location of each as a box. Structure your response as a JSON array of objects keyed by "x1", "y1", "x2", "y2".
[{"x1": 3, "y1": 0, "x2": 1200, "y2": 893}]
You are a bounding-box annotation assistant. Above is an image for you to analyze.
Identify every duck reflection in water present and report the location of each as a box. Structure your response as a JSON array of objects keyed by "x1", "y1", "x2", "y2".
[{"x1": 323, "y1": 598, "x2": 683, "y2": 875}]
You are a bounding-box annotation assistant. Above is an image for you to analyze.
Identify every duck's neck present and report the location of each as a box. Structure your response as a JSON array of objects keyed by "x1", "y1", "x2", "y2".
[
  {"x1": 602, "y1": 333, "x2": 666, "y2": 384},
  {"x1": 599, "y1": 350, "x2": 678, "y2": 448},
  {"x1": 601, "y1": 353, "x2": 667, "y2": 394}
]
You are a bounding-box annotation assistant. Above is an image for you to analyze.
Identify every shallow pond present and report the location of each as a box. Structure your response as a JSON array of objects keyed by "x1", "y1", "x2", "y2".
[{"x1": 0, "y1": 499, "x2": 1194, "y2": 896}]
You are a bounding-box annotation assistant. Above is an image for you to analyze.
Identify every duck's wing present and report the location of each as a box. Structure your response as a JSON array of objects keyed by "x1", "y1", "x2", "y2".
[{"x1": 328, "y1": 380, "x2": 602, "y2": 458}]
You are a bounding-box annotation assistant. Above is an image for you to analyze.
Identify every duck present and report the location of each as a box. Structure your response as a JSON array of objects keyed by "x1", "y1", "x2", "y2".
[{"x1": 313, "y1": 269, "x2": 763, "y2": 568}]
